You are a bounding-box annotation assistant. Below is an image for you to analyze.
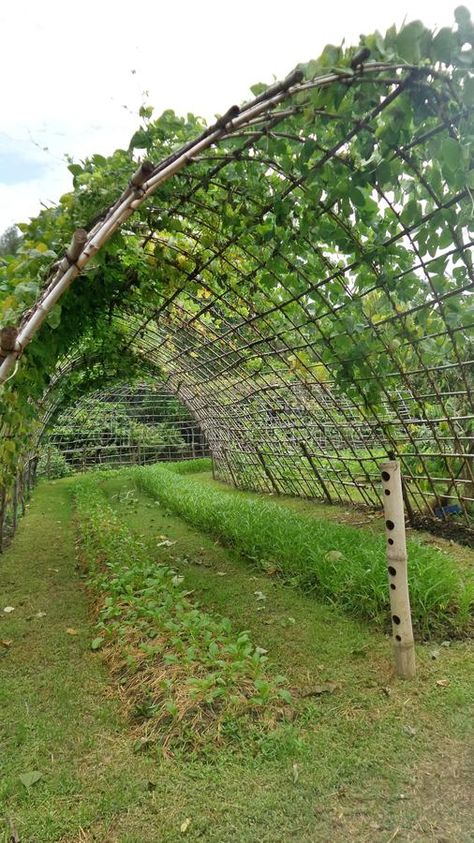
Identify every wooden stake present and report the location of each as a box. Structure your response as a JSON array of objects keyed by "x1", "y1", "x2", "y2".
[
  {"x1": 300, "y1": 441, "x2": 332, "y2": 504},
  {"x1": 256, "y1": 449, "x2": 280, "y2": 495},
  {"x1": 380, "y1": 460, "x2": 416, "y2": 679}
]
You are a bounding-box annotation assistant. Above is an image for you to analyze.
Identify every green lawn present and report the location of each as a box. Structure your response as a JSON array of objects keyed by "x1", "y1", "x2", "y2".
[{"x1": 0, "y1": 473, "x2": 473, "y2": 842}]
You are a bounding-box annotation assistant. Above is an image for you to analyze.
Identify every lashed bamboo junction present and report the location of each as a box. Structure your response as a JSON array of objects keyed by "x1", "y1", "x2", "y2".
[{"x1": 1, "y1": 17, "x2": 473, "y2": 546}]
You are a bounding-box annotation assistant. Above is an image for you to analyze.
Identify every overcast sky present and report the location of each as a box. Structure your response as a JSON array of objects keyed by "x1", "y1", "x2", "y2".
[{"x1": 0, "y1": 0, "x2": 468, "y2": 234}]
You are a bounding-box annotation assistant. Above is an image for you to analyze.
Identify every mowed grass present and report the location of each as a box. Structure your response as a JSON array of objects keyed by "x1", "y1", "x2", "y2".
[
  {"x1": 0, "y1": 472, "x2": 472, "y2": 842},
  {"x1": 133, "y1": 463, "x2": 474, "y2": 637},
  {"x1": 0, "y1": 480, "x2": 158, "y2": 841}
]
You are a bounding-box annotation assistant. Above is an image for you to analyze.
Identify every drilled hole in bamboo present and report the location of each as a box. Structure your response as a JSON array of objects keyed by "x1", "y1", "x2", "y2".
[
  {"x1": 384, "y1": 489, "x2": 391, "y2": 496},
  {"x1": 395, "y1": 634, "x2": 402, "y2": 642},
  {"x1": 388, "y1": 565, "x2": 396, "y2": 576},
  {"x1": 381, "y1": 471, "x2": 390, "y2": 482},
  {"x1": 390, "y1": 583, "x2": 396, "y2": 590},
  {"x1": 392, "y1": 614, "x2": 401, "y2": 625},
  {"x1": 386, "y1": 519, "x2": 395, "y2": 530},
  {"x1": 388, "y1": 538, "x2": 394, "y2": 545}
]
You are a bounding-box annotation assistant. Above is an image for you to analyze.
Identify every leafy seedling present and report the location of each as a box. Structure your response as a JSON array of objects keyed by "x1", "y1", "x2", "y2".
[{"x1": 19, "y1": 771, "x2": 42, "y2": 789}]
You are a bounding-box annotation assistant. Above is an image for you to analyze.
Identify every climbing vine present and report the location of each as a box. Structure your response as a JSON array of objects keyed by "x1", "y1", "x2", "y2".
[{"x1": 1, "y1": 10, "x2": 473, "y2": 534}]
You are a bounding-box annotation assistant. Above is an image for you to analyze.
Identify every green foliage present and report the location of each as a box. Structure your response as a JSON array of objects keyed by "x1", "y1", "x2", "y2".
[
  {"x1": 1, "y1": 10, "x2": 473, "y2": 526},
  {"x1": 134, "y1": 464, "x2": 474, "y2": 637},
  {"x1": 164, "y1": 457, "x2": 213, "y2": 474},
  {"x1": 47, "y1": 396, "x2": 185, "y2": 469},
  {"x1": 0, "y1": 225, "x2": 22, "y2": 257},
  {"x1": 73, "y1": 473, "x2": 291, "y2": 750},
  {"x1": 37, "y1": 444, "x2": 71, "y2": 479}
]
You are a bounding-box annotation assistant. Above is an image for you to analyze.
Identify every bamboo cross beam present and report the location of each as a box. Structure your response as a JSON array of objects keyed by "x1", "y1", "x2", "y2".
[{"x1": 380, "y1": 460, "x2": 416, "y2": 679}]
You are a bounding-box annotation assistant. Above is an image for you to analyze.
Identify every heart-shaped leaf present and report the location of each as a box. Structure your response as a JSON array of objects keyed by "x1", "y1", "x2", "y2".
[{"x1": 19, "y1": 770, "x2": 42, "y2": 788}]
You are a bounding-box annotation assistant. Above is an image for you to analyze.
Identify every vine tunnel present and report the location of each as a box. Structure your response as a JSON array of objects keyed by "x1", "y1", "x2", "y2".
[{"x1": 1, "y1": 17, "x2": 473, "y2": 545}]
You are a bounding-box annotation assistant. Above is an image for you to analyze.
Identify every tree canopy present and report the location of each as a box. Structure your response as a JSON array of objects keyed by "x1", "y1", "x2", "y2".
[{"x1": 0, "y1": 225, "x2": 22, "y2": 258}]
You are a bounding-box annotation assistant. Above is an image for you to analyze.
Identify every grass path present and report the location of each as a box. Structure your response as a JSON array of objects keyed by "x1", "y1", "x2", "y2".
[
  {"x1": 0, "y1": 475, "x2": 473, "y2": 841},
  {"x1": 0, "y1": 479, "x2": 161, "y2": 841}
]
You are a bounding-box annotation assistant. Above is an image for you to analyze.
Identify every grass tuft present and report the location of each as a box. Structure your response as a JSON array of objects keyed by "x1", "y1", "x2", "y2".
[{"x1": 133, "y1": 463, "x2": 474, "y2": 638}]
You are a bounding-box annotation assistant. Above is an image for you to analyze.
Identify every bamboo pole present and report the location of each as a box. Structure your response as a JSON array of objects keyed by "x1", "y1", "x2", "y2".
[
  {"x1": 0, "y1": 63, "x2": 408, "y2": 388},
  {"x1": 256, "y1": 448, "x2": 280, "y2": 495},
  {"x1": 12, "y1": 477, "x2": 18, "y2": 535},
  {"x1": 0, "y1": 486, "x2": 5, "y2": 553},
  {"x1": 380, "y1": 460, "x2": 416, "y2": 679},
  {"x1": 300, "y1": 441, "x2": 332, "y2": 504}
]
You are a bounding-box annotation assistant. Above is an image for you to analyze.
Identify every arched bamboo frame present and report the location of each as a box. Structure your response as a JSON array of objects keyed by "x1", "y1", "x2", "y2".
[{"x1": 0, "y1": 57, "x2": 473, "y2": 543}]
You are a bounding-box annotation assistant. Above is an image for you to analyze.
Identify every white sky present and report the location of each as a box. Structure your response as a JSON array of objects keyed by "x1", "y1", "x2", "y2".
[{"x1": 0, "y1": 0, "x2": 469, "y2": 233}]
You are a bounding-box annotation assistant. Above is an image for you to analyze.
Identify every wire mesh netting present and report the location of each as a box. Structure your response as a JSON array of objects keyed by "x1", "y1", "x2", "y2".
[{"x1": 38, "y1": 382, "x2": 209, "y2": 477}]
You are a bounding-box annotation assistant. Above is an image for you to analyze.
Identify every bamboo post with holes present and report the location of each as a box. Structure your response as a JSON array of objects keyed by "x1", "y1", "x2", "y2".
[{"x1": 380, "y1": 460, "x2": 416, "y2": 679}]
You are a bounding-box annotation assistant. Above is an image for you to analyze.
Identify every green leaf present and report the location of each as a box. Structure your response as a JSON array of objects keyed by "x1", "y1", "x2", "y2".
[
  {"x1": 319, "y1": 44, "x2": 341, "y2": 67},
  {"x1": 47, "y1": 304, "x2": 62, "y2": 330},
  {"x1": 376, "y1": 161, "x2": 392, "y2": 187},
  {"x1": 395, "y1": 21, "x2": 425, "y2": 63},
  {"x1": 349, "y1": 187, "x2": 367, "y2": 208},
  {"x1": 129, "y1": 130, "x2": 149, "y2": 150},
  {"x1": 19, "y1": 770, "x2": 42, "y2": 788},
  {"x1": 92, "y1": 154, "x2": 107, "y2": 167},
  {"x1": 138, "y1": 106, "x2": 153, "y2": 120},
  {"x1": 165, "y1": 700, "x2": 178, "y2": 717},
  {"x1": 91, "y1": 637, "x2": 104, "y2": 651},
  {"x1": 431, "y1": 28, "x2": 455, "y2": 63},
  {"x1": 455, "y1": 6, "x2": 471, "y2": 27},
  {"x1": 441, "y1": 138, "x2": 462, "y2": 174},
  {"x1": 250, "y1": 82, "x2": 267, "y2": 96}
]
